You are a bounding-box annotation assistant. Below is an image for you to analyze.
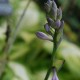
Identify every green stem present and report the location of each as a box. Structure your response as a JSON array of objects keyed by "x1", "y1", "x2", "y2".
[
  {"x1": 4, "y1": 0, "x2": 31, "y2": 55},
  {"x1": 44, "y1": 30, "x2": 58, "y2": 80},
  {"x1": 0, "y1": 0, "x2": 31, "y2": 78}
]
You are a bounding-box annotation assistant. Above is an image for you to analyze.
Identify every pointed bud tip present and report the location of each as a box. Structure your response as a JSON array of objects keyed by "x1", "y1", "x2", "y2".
[
  {"x1": 52, "y1": 67, "x2": 59, "y2": 80},
  {"x1": 57, "y1": 7, "x2": 62, "y2": 20},
  {"x1": 55, "y1": 19, "x2": 61, "y2": 29},
  {"x1": 47, "y1": 17, "x2": 54, "y2": 26},
  {"x1": 44, "y1": 0, "x2": 52, "y2": 13},
  {"x1": 44, "y1": 23, "x2": 50, "y2": 32},
  {"x1": 51, "y1": 0, "x2": 58, "y2": 20},
  {"x1": 36, "y1": 31, "x2": 49, "y2": 40},
  {"x1": 36, "y1": 31, "x2": 53, "y2": 41}
]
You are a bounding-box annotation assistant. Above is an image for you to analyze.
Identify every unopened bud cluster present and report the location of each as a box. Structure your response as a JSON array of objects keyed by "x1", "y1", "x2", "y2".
[
  {"x1": 36, "y1": 0, "x2": 64, "y2": 80},
  {"x1": 36, "y1": 0, "x2": 64, "y2": 42}
]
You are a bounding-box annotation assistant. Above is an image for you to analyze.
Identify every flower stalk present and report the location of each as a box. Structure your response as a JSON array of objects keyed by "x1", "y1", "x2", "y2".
[{"x1": 44, "y1": 30, "x2": 58, "y2": 80}]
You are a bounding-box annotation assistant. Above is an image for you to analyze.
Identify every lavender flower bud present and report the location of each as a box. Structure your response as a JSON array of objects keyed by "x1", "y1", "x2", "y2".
[
  {"x1": 55, "y1": 19, "x2": 61, "y2": 29},
  {"x1": 36, "y1": 31, "x2": 53, "y2": 41},
  {"x1": 44, "y1": 23, "x2": 50, "y2": 32},
  {"x1": 57, "y1": 7, "x2": 62, "y2": 20},
  {"x1": 52, "y1": 68, "x2": 59, "y2": 80},
  {"x1": 51, "y1": 0, "x2": 57, "y2": 20},
  {"x1": 47, "y1": 17, "x2": 54, "y2": 26},
  {"x1": 47, "y1": 17, "x2": 61, "y2": 29},
  {"x1": 44, "y1": 0, "x2": 52, "y2": 13}
]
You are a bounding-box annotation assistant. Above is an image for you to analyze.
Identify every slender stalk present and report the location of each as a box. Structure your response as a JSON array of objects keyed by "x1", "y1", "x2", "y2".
[
  {"x1": 44, "y1": 30, "x2": 58, "y2": 80},
  {"x1": 4, "y1": 0, "x2": 31, "y2": 55},
  {"x1": 0, "y1": 0, "x2": 31, "y2": 78}
]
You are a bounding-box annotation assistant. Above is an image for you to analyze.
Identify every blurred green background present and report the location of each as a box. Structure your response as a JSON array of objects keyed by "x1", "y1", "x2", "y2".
[{"x1": 0, "y1": 0, "x2": 80, "y2": 80}]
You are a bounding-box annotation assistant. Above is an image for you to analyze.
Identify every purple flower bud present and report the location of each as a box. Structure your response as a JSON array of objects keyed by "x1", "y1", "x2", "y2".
[
  {"x1": 0, "y1": 4, "x2": 12, "y2": 16},
  {"x1": 57, "y1": 7, "x2": 62, "y2": 20},
  {"x1": 52, "y1": 68, "x2": 59, "y2": 80},
  {"x1": 44, "y1": 23, "x2": 50, "y2": 32},
  {"x1": 47, "y1": 17, "x2": 54, "y2": 26},
  {"x1": 44, "y1": 0, "x2": 52, "y2": 13},
  {"x1": 51, "y1": 0, "x2": 57, "y2": 20},
  {"x1": 36, "y1": 31, "x2": 53, "y2": 41},
  {"x1": 55, "y1": 19, "x2": 61, "y2": 29},
  {"x1": 57, "y1": 20, "x2": 64, "y2": 33}
]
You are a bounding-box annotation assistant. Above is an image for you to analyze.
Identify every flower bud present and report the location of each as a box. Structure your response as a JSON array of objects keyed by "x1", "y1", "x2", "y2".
[
  {"x1": 57, "y1": 7, "x2": 62, "y2": 20},
  {"x1": 57, "y1": 20, "x2": 64, "y2": 34},
  {"x1": 44, "y1": 0, "x2": 52, "y2": 13},
  {"x1": 55, "y1": 19, "x2": 61, "y2": 29},
  {"x1": 51, "y1": 0, "x2": 57, "y2": 20},
  {"x1": 52, "y1": 68, "x2": 59, "y2": 80},
  {"x1": 44, "y1": 23, "x2": 53, "y2": 35},
  {"x1": 36, "y1": 31, "x2": 53, "y2": 41},
  {"x1": 47, "y1": 17, "x2": 54, "y2": 26},
  {"x1": 44, "y1": 23, "x2": 50, "y2": 32}
]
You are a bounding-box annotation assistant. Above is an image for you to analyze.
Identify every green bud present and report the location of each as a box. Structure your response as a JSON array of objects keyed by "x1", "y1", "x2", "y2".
[
  {"x1": 57, "y1": 7, "x2": 62, "y2": 20},
  {"x1": 47, "y1": 17, "x2": 54, "y2": 26},
  {"x1": 44, "y1": 0, "x2": 52, "y2": 13},
  {"x1": 50, "y1": 0, "x2": 58, "y2": 20}
]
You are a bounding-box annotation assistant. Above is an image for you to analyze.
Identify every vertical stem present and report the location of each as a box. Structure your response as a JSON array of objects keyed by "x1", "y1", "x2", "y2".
[
  {"x1": 0, "y1": 0, "x2": 31, "y2": 78},
  {"x1": 44, "y1": 30, "x2": 58, "y2": 80},
  {"x1": 4, "y1": 0, "x2": 31, "y2": 55}
]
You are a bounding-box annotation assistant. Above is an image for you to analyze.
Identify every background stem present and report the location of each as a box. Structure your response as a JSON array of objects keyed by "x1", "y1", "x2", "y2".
[
  {"x1": 0, "y1": 0, "x2": 31, "y2": 78},
  {"x1": 3, "y1": 0, "x2": 31, "y2": 55}
]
